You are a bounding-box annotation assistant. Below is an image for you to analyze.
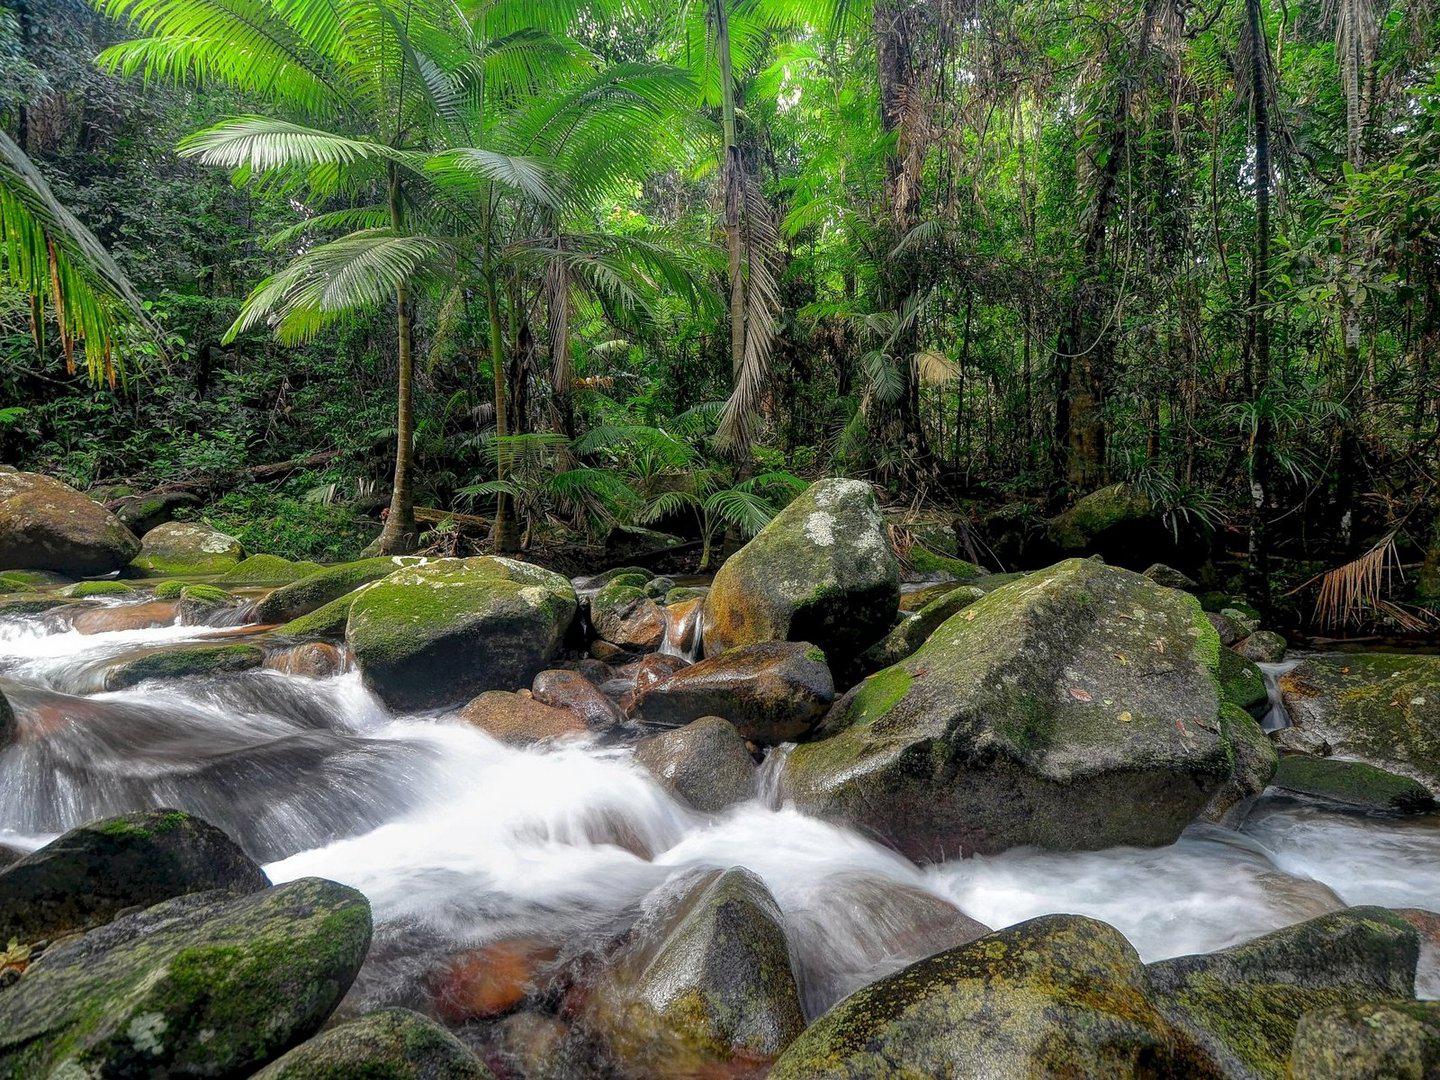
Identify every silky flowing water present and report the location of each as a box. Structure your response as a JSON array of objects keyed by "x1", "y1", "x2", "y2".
[{"x1": 1, "y1": 594, "x2": 1436, "y2": 1023}]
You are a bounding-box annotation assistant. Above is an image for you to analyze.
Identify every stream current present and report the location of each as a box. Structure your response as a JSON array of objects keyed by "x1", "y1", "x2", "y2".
[{"x1": 1, "y1": 595, "x2": 1436, "y2": 1023}]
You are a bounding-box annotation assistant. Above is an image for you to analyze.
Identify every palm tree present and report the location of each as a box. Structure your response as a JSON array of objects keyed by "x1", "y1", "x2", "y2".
[{"x1": 0, "y1": 129, "x2": 161, "y2": 384}]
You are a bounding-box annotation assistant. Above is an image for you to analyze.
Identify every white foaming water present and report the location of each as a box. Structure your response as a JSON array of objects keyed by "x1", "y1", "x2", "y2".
[{"x1": 2, "y1": 596, "x2": 1438, "y2": 1015}]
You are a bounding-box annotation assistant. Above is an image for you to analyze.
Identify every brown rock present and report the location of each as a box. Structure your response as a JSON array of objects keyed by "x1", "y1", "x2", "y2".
[
  {"x1": 631, "y1": 641, "x2": 834, "y2": 744},
  {"x1": 427, "y1": 938, "x2": 558, "y2": 1023},
  {"x1": 70, "y1": 600, "x2": 178, "y2": 634},
  {"x1": 635, "y1": 717, "x2": 757, "y2": 812},
  {"x1": 532, "y1": 669, "x2": 624, "y2": 731},
  {"x1": 264, "y1": 642, "x2": 347, "y2": 679},
  {"x1": 457, "y1": 691, "x2": 587, "y2": 747},
  {"x1": 0, "y1": 471, "x2": 139, "y2": 576}
]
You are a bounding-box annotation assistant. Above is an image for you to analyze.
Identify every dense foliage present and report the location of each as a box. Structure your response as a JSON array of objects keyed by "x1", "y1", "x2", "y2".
[{"x1": 2, "y1": 0, "x2": 1439, "y2": 611}]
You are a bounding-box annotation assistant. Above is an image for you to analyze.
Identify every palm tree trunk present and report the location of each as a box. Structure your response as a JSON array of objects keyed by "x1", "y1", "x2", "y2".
[
  {"x1": 377, "y1": 165, "x2": 417, "y2": 555},
  {"x1": 486, "y1": 266, "x2": 520, "y2": 554},
  {"x1": 715, "y1": 0, "x2": 745, "y2": 381}
]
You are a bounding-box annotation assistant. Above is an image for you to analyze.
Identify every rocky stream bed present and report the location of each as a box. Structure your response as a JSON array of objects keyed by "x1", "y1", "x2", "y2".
[{"x1": 0, "y1": 469, "x2": 1438, "y2": 1076}]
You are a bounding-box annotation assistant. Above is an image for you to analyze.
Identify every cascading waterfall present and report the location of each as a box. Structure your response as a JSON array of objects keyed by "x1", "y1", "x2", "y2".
[{"x1": 1, "y1": 592, "x2": 1437, "y2": 1022}]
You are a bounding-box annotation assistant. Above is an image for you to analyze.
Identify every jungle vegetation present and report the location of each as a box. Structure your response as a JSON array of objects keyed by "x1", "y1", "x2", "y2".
[{"x1": 3, "y1": 0, "x2": 1440, "y2": 623}]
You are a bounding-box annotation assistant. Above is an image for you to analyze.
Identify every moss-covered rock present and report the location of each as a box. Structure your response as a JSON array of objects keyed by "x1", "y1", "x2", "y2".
[
  {"x1": 103, "y1": 642, "x2": 265, "y2": 690},
  {"x1": 1220, "y1": 647, "x2": 1269, "y2": 716},
  {"x1": 129, "y1": 520, "x2": 247, "y2": 576},
  {"x1": 590, "y1": 576, "x2": 665, "y2": 651},
  {"x1": 1201, "y1": 704, "x2": 1279, "y2": 824},
  {"x1": 857, "y1": 584, "x2": 986, "y2": 673},
  {"x1": 634, "y1": 716, "x2": 757, "y2": 812},
  {"x1": 62, "y1": 579, "x2": 136, "y2": 598},
  {"x1": 581, "y1": 868, "x2": 804, "y2": 1078},
  {"x1": 702, "y1": 479, "x2": 899, "y2": 667},
  {"x1": 1291, "y1": 999, "x2": 1440, "y2": 1079},
  {"x1": 779, "y1": 559, "x2": 1235, "y2": 859},
  {"x1": 0, "y1": 469, "x2": 140, "y2": 576},
  {"x1": 1273, "y1": 755, "x2": 1436, "y2": 814},
  {"x1": 347, "y1": 557, "x2": 578, "y2": 711},
  {"x1": 177, "y1": 582, "x2": 241, "y2": 624},
  {"x1": 1047, "y1": 482, "x2": 1156, "y2": 553},
  {"x1": 1221, "y1": 606, "x2": 1261, "y2": 638},
  {"x1": 631, "y1": 641, "x2": 834, "y2": 744},
  {"x1": 253, "y1": 1007, "x2": 494, "y2": 1079},
  {"x1": 153, "y1": 578, "x2": 190, "y2": 599},
  {"x1": 1235, "y1": 630, "x2": 1287, "y2": 663},
  {"x1": 255, "y1": 556, "x2": 422, "y2": 624},
  {"x1": 1147, "y1": 907, "x2": 1420, "y2": 1079},
  {"x1": 1278, "y1": 653, "x2": 1440, "y2": 788},
  {"x1": 0, "y1": 568, "x2": 70, "y2": 588},
  {"x1": 0, "y1": 876, "x2": 371, "y2": 1079},
  {"x1": 274, "y1": 591, "x2": 362, "y2": 641},
  {"x1": 770, "y1": 913, "x2": 1176, "y2": 1079},
  {"x1": 0, "y1": 809, "x2": 266, "y2": 947},
  {"x1": 112, "y1": 490, "x2": 201, "y2": 535},
  {"x1": 220, "y1": 553, "x2": 325, "y2": 585},
  {"x1": 907, "y1": 545, "x2": 983, "y2": 581},
  {"x1": 1144, "y1": 563, "x2": 1198, "y2": 590}
]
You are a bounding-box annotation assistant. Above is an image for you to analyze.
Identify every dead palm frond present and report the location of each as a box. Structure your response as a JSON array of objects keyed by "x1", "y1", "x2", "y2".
[{"x1": 1299, "y1": 533, "x2": 1433, "y2": 632}]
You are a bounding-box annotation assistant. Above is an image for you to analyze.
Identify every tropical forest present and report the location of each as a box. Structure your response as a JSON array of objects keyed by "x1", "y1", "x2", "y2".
[{"x1": 0, "y1": 0, "x2": 1438, "y2": 1074}]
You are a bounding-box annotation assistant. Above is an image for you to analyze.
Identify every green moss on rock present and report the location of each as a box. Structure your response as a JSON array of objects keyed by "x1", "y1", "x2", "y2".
[
  {"x1": 1273, "y1": 755, "x2": 1436, "y2": 813},
  {"x1": 255, "y1": 556, "x2": 422, "y2": 624},
  {"x1": 129, "y1": 521, "x2": 247, "y2": 576},
  {"x1": 63, "y1": 579, "x2": 136, "y2": 598},
  {"x1": 253, "y1": 1008, "x2": 494, "y2": 1079},
  {"x1": 908, "y1": 546, "x2": 983, "y2": 581},
  {"x1": 1048, "y1": 482, "x2": 1155, "y2": 551},
  {"x1": 220, "y1": 553, "x2": 325, "y2": 585},
  {"x1": 103, "y1": 643, "x2": 265, "y2": 690},
  {"x1": 1291, "y1": 999, "x2": 1440, "y2": 1079},
  {"x1": 1219, "y1": 647, "x2": 1269, "y2": 715},
  {"x1": 275, "y1": 592, "x2": 362, "y2": 641}
]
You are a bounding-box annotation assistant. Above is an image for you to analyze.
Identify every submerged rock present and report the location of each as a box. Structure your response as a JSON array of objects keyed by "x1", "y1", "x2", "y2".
[
  {"x1": 1147, "y1": 906, "x2": 1419, "y2": 1078},
  {"x1": 0, "y1": 876, "x2": 372, "y2": 1078},
  {"x1": 256, "y1": 556, "x2": 422, "y2": 624},
  {"x1": 457, "y1": 690, "x2": 587, "y2": 747},
  {"x1": 255, "y1": 1008, "x2": 493, "y2": 1079},
  {"x1": 1278, "y1": 653, "x2": 1440, "y2": 788},
  {"x1": 631, "y1": 641, "x2": 834, "y2": 744},
  {"x1": 103, "y1": 642, "x2": 265, "y2": 690},
  {"x1": 1273, "y1": 754, "x2": 1436, "y2": 814},
  {"x1": 0, "y1": 469, "x2": 139, "y2": 576},
  {"x1": 129, "y1": 520, "x2": 247, "y2": 576},
  {"x1": 780, "y1": 559, "x2": 1235, "y2": 859},
  {"x1": 348, "y1": 558, "x2": 577, "y2": 711},
  {"x1": 582, "y1": 868, "x2": 805, "y2": 1078},
  {"x1": 70, "y1": 598, "x2": 178, "y2": 634},
  {"x1": 177, "y1": 582, "x2": 241, "y2": 624},
  {"x1": 634, "y1": 716, "x2": 757, "y2": 811},
  {"x1": 1291, "y1": 999, "x2": 1440, "y2": 1079},
  {"x1": 770, "y1": 913, "x2": 1175, "y2": 1079},
  {"x1": 702, "y1": 479, "x2": 899, "y2": 666},
  {"x1": 0, "y1": 809, "x2": 267, "y2": 946}
]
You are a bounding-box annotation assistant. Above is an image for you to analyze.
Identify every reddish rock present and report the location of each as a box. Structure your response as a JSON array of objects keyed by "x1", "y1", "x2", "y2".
[
  {"x1": 457, "y1": 691, "x2": 588, "y2": 747},
  {"x1": 70, "y1": 601, "x2": 178, "y2": 635},
  {"x1": 264, "y1": 642, "x2": 347, "y2": 679},
  {"x1": 532, "y1": 669, "x2": 624, "y2": 732},
  {"x1": 427, "y1": 938, "x2": 559, "y2": 1023}
]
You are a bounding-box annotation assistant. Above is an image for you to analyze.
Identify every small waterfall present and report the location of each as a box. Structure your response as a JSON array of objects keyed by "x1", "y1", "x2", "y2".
[
  {"x1": 657, "y1": 598, "x2": 703, "y2": 662},
  {"x1": 1258, "y1": 658, "x2": 1302, "y2": 732}
]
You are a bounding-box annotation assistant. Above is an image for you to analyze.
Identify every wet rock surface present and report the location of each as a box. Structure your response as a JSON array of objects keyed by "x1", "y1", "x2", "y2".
[
  {"x1": 1290, "y1": 999, "x2": 1440, "y2": 1079},
  {"x1": 457, "y1": 690, "x2": 588, "y2": 746},
  {"x1": 1272, "y1": 754, "x2": 1436, "y2": 813},
  {"x1": 633, "y1": 716, "x2": 757, "y2": 811},
  {"x1": 129, "y1": 520, "x2": 247, "y2": 576},
  {"x1": 0, "y1": 469, "x2": 140, "y2": 576},
  {"x1": 255, "y1": 1008, "x2": 495, "y2": 1078}
]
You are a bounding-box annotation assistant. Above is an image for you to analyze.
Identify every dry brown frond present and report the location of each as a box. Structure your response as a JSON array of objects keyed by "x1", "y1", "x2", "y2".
[{"x1": 1310, "y1": 533, "x2": 1433, "y2": 632}]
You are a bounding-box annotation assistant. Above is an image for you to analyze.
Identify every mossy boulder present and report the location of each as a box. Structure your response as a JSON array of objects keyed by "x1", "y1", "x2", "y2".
[
  {"x1": 1147, "y1": 907, "x2": 1420, "y2": 1079},
  {"x1": 1235, "y1": 630, "x2": 1287, "y2": 663},
  {"x1": 254, "y1": 1007, "x2": 494, "y2": 1079},
  {"x1": 153, "y1": 578, "x2": 190, "y2": 599},
  {"x1": 255, "y1": 556, "x2": 422, "y2": 624},
  {"x1": 857, "y1": 584, "x2": 986, "y2": 674},
  {"x1": 634, "y1": 716, "x2": 758, "y2": 812},
  {"x1": 1291, "y1": 999, "x2": 1440, "y2": 1079},
  {"x1": 907, "y1": 545, "x2": 983, "y2": 581},
  {"x1": 112, "y1": 490, "x2": 201, "y2": 535},
  {"x1": 347, "y1": 557, "x2": 578, "y2": 711},
  {"x1": 631, "y1": 641, "x2": 834, "y2": 744},
  {"x1": 178, "y1": 582, "x2": 240, "y2": 623},
  {"x1": 779, "y1": 559, "x2": 1235, "y2": 859},
  {"x1": 220, "y1": 553, "x2": 325, "y2": 585},
  {"x1": 0, "y1": 876, "x2": 371, "y2": 1079},
  {"x1": 1201, "y1": 704, "x2": 1278, "y2": 824},
  {"x1": 702, "y1": 479, "x2": 899, "y2": 667},
  {"x1": 0, "y1": 469, "x2": 140, "y2": 576},
  {"x1": 1145, "y1": 562, "x2": 1198, "y2": 591},
  {"x1": 1278, "y1": 653, "x2": 1440, "y2": 788},
  {"x1": 103, "y1": 643, "x2": 265, "y2": 690},
  {"x1": 1220, "y1": 647, "x2": 1269, "y2": 716},
  {"x1": 590, "y1": 575, "x2": 665, "y2": 651},
  {"x1": 1222, "y1": 606, "x2": 1261, "y2": 638},
  {"x1": 0, "y1": 568, "x2": 70, "y2": 588},
  {"x1": 0, "y1": 809, "x2": 267, "y2": 947},
  {"x1": 770, "y1": 913, "x2": 1176, "y2": 1079},
  {"x1": 1047, "y1": 482, "x2": 1157, "y2": 554},
  {"x1": 1273, "y1": 755, "x2": 1436, "y2": 814},
  {"x1": 581, "y1": 868, "x2": 804, "y2": 1078},
  {"x1": 129, "y1": 520, "x2": 247, "y2": 576},
  {"x1": 275, "y1": 592, "x2": 362, "y2": 641},
  {"x1": 62, "y1": 579, "x2": 135, "y2": 598}
]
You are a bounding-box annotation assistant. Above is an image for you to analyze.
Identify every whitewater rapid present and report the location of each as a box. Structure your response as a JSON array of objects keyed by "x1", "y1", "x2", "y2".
[{"x1": 1, "y1": 599, "x2": 1437, "y2": 1016}]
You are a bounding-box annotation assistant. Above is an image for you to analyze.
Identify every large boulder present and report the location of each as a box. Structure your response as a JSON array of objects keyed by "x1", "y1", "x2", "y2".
[
  {"x1": 779, "y1": 559, "x2": 1237, "y2": 859},
  {"x1": 631, "y1": 641, "x2": 834, "y2": 744},
  {"x1": 1147, "y1": 907, "x2": 1419, "y2": 1078},
  {"x1": 254, "y1": 1008, "x2": 494, "y2": 1079},
  {"x1": 581, "y1": 868, "x2": 805, "y2": 1078},
  {"x1": 1291, "y1": 1000, "x2": 1440, "y2": 1079},
  {"x1": 770, "y1": 914, "x2": 1176, "y2": 1079},
  {"x1": 129, "y1": 520, "x2": 247, "y2": 576},
  {"x1": 1278, "y1": 653, "x2": 1440, "y2": 788},
  {"x1": 1047, "y1": 482, "x2": 1161, "y2": 561},
  {"x1": 634, "y1": 716, "x2": 757, "y2": 812},
  {"x1": 0, "y1": 877, "x2": 372, "y2": 1078},
  {"x1": 347, "y1": 557, "x2": 577, "y2": 711},
  {"x1": 857, "y1": 584, "x2": 985, "y2": 674},
  {"x1": 702, "y1": 479, "x2": 899, "y2": 666},
  {"x1": 1272, "y1": 754, "x2": 1436, "y2": 814},
  {"x1": 0, "y1": 469, "x2": 139, "y2": 576},
  {"x1": 111, "y1": 490, "x2": 201, "y2": 535},
  {"x1": 0, "y1": 809, "x2": 267, "y2": 946},
  {"x1": 255, "y1": 556, "x2": 422, "y2": 624}
]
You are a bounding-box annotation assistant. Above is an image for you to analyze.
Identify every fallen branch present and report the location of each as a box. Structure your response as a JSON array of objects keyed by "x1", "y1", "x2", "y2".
[{"x1": 103, "y1": 450, "x2": 344, "y2": 510}]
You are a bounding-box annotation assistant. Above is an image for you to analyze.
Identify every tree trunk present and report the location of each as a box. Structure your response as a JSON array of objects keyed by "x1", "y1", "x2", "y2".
[
  {"x1": 716, "y1": 0, "x2": 746, "y2": 383},
  {"x1": 376, "y1": 165, "x2": 418, "y2": 555},
  {"x1": 1245, "y1": 0, "x2": 1274, "y2": 604},
  {"x1": 487, "y1": 267, "x2": 520, "y2": 554}
]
